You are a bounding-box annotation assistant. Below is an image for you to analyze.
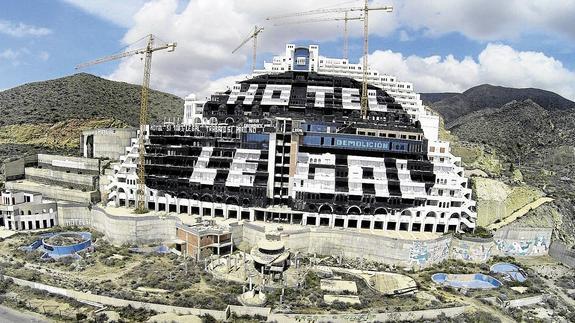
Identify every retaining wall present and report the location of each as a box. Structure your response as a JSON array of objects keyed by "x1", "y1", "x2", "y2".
[
  {"x1": 91, "y1": 207, "x2": 179, "y2": 245},
  {"x1": 58, "y1": 203, "x2": 179, "y2": 245},
  {"x1": 236, "y1": 223, "x2": 554, "y2": 268},
  {"x1": 549, "y1": 241, "x2": 575, "y2": 268},
  {"x1": 268, "y1": 306, "x2": 469, "y2": 322},
  {"x1": 25, "y1": 167, "x2": 97, "y2": 191}
]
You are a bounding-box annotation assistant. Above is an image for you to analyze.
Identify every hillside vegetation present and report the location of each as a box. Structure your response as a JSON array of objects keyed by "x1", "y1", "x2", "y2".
[
  {"x1": 0, "y1": 73, "x2": 183, "y2": 127},
  {"x1": 0, "y1": 73, "x2": 183, "y2": 161}
]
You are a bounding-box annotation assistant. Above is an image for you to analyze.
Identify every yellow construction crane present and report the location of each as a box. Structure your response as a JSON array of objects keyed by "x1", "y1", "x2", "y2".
[
  {"x1": 267, "y1": 1, "x2": 393, "y2": 118},
  {"x1": 76, "y1": 34, "x2": 176, "y2": 213},
  {"x1": 232, "y1": 25, "x2": 264, "y2": 74},
  {"x1": 272, "y1": 12, "x2": 363, "y2": 60}
]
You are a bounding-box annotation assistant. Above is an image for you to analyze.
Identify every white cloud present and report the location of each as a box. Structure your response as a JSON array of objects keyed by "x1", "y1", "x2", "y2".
[
  {"x1": 0, "y1": 20, "x2": 52, "y2": 37},
  {"x1": 0, "y1": 48, "x2": 52, "y2": 66},
  {"x1": 94, "y1": 0, "x2": 575, "y2": 100},
  {"x1": 368, "y1": 43, "x2": 575, "y2": 100},
  {"x1": 60, "y1": 0, "x2": 148, "y2": 27},
  {"x1": 395, "y1": 0, "x2": 575, "y2": 41},
  {"x1": 105, "y1": 0, "x2": 396, "y2": 97},
  {"x1": 0, "y1": 49, "x2": 20, "y2": 60},
  {"x1": 38, "y1": 51, "x2": 50, "y2": 61}
]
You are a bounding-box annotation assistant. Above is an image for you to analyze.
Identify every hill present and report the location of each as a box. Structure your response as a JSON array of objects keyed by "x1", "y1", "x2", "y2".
[
  {"x1": 0, "y1": 73, "x2": 184, "y2": 166},
  {"x1": 429, "y1": 84, "x2": 575, "y2": 125},
  {"x1": 420, "y1": 92, "x2": 459, "y2": 105},
  {"x1": 0, "y1": 73, "x2": 183, "y2": 127},
  {"x1": 427, "y1": 85, "x2": 575, "y2": 247}
]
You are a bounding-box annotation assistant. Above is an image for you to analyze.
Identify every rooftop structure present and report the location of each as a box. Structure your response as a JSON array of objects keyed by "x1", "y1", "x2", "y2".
[{"x1": 251, "y1": 238, "x2": 290, "y2": 274}]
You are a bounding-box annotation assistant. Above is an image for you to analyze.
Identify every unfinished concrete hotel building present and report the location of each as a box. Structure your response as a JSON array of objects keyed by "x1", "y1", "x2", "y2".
[{"x1": 108, "y1": 45, "x2": 476, "y2": 233}]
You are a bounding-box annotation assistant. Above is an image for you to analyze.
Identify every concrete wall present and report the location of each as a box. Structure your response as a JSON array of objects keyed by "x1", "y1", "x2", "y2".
[
  {"x1": 235, "y1": 223, "x2": 553, "y2": 268},
  {"x1": 269, "y1": 306, "x2": 469, "y2": 322},
  {"x1": 38, "y1": 154, "x2": 100, "y2": 174},
  {"x1": 549, "y1": 241, "x2": 575, "y2": 268},
  {"x1": 90, "y1": 207, "x2": 178, "y2": 245},
  {"x1": 2, "y1": 158, "x2": 25, "y2": 181},
  {"x1": 25, "y1": 167, "x2": 97, "y2": 191},
  {"x1": 449, "y1": 237, "x2": 494, "y2": 262},
  {"x1": 57, "y1": 204, "x2": 179, "y2": 245},
  {"x1": 82, "y1": 128, "x2": 137, "y2": 161},
  {"x1": 5, "y1": 180, "x2": 99, "y2": 204},
  {"x1": 57, "y1": 202, "x2": 92, "y2": 227},
  {"x1": 493, "y1": 227, "x2": 552, "y2": 256}
]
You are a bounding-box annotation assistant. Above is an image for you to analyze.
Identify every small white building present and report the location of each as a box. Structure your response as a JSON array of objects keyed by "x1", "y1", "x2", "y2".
[
  {"x1": 0, "y1": 190, "x2": 58, "y2": 231},
  {"x1": 183, "y1": 93, "x2": 206, "y2": 125}
]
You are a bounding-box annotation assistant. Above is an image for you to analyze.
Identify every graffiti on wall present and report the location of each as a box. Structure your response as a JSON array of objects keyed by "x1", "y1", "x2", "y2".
[
  {"x1": 409, "y1": 238, "x2": 450, "y2": 266},
  {"x1": 495, "y1": 235, "x2": 550, "y2": 256},
  {"x1": 450, "y1": 240, "x2": 495, "y2": 262}
]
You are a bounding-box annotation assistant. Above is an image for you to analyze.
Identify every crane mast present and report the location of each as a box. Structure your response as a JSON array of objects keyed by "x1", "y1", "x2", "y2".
[
  {"x1": 232, "y1": 25, "x2": 264, "y2": 74},
  {"x1": 75, "y1": 34, "x2": 176, "y2": 213},
  {"x1": 360, "y1": 0, "x2": 370, "y2": 119},
  {"x1": 137, "y1": 35, "x2": 154, "y2": 213}
]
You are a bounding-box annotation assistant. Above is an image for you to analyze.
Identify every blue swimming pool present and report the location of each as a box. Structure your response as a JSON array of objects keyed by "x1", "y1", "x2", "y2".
[
  {"x1": 432, "y1": 273, "x2": 502, "y2": 289},
  {"x1": 490, "y1": 263, "x2": 527, "y2": 282}
]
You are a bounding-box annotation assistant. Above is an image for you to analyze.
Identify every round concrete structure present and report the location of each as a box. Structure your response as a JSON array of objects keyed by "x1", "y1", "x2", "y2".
[
  {"x1": 251, "y1": 239, "x2": 290, "y2": 273},
  {"x1": 42, "y1": 232, "x2": 92, "y2": 257}
]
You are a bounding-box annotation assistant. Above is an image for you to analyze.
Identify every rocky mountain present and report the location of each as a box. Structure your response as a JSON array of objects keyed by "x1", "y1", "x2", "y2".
[
  {"x1": 0, "y1": 73, "x2": 183, "y2": 127},
  {"x1": 430, "y1": 84, "x2": 575, "y2": 125},
  {"x1": 420, "y1": 92, "x2": 458, "y2": 105},
  {"x1": 0, "y1": 73, "x2": 184, "y2": 165},
  {"x1": 427, "y1": 85, "x2": 575, "y2": 247}
]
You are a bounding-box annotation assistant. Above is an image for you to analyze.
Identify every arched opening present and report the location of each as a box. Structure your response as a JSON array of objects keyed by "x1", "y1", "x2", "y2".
[
  {"x1": 192, "y1": 193, "x2": 199, "y2": 200},
  {"x1": 118, "y1": 187, "x2": 125, "y2": 194},
  {"x1": 27, "y1": 210, "x2": 32, "y2": 215},
  {"x1": 177, "y1": 192, "x2": 189, "y2": 199},
  {"x1": 49, "y1": 208, "x2": 54, "y2": 213},
  {"x1": 200, "y1": 194, "x2": 212, "y2": 202},
  {"x1": 363, "y1": 207, "x2": 372, "y2": 215},
  {"x1": 209, "y1": 117, "x2": 218, "y2": 124},
  {"x1": 214, "y1": 195, "x2": 223, "y2": 203},
  {"x1": 426, "y1": 211, "x2": 437, "y2": 218},
  {"x1": 318, "y1": 204, "x2": 332, "y2": 214},
  {"x1": 307, "y1": 204, "x2": 317, "y2": 212},
  {"x1": 347, "y1": 205, "x2": 361, "y2": 215},
  {"x1": 224, "y1": 117, "x2": 234, "y2": 125},
  {"x1": 450, "y1": 213, "x2": 460, "y2": 219},
  {"x1": 226, "y1": 196, "x2": 239, "y2": 205},
  {"x1": 242, "y1": 198, "x2": 250, "y2": 207},
  {"x1": 401, "y1": 209, "x2": 412, "y2": 216},
  {"x1": 193, "y1": 117, "x2": 202, "y2": 124},
  {"x1": 335, "y1": 205, "x2": 344, "y2": 214},
  {"x1": 374, "y1": 207, "x2": 388, "y2": 215}
]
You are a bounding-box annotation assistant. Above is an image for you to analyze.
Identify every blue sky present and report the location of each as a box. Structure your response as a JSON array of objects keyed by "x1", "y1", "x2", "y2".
[{"x1": 1, "y1": 0, "x2": 575, "y2": 100}]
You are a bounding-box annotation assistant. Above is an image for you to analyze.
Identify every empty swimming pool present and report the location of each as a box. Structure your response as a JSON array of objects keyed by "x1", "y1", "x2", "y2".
[
  {"x1": 432, "y1": 273, "x2": 502, "y2": 289},
  {"x1": 490, "y1": 263, "x2": 527, "y2": 282}
]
